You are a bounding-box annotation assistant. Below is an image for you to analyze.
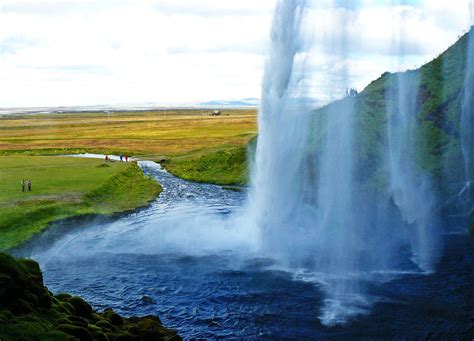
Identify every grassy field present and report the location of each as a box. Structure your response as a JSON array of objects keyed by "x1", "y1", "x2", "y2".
[
  {"x1": 0, "y1": 156, "x2": 161, "y2": 251},
  {"x1": 0, "y1": 109, "x2": 257, "y2": 249},
  {"x1": 0, "y1": 109, "x2": 257, "y2": 159}
]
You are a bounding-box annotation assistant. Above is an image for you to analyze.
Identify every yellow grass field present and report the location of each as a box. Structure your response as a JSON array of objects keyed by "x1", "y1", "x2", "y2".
[{"x1": 0, "y1": 109, "x2": 257, "y2": 158}]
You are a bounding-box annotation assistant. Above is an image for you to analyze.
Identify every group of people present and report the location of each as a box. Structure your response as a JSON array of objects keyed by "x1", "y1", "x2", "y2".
[
  {"x1": 21, "y1": 179, "x2": 32, "y2": 192},
  {"x1": 345, "y1": 88, "x2": 359, "y2": 98},
  {"x1": 105, "y1": 155, "x2": 129, "y2": 162}
]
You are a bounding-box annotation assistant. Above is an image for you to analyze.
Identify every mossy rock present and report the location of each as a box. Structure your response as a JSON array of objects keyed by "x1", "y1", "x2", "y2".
[
  {"x1": 54, "y1": 316, "x2": 72, "y2": 326},
  {"x1": 0, "y1": 253, "x2": 181, "y2": 340},
  {"x1": 67, "y1": 315, "x2": 89, "y2": 328},
  {"x1": 54, "y1": 292, "x2": 72, "y2": 301},
  {"x1": 96, "y1": 319, "x2": 117, "y2": 331},
  {"x1": 56, "y1": 323, "x2": 93, "y2": 340},
  {"x1": 104, "y1": 308, "x2": 124, "y2": 326},
  {"x1": 0, "y1": 253, "x2": 52, "y2": 314},
  {"x1": 68, "y1": 296, "x2": 93, "y2": 319},
  {"x1": 93, "y1": 330, "x2": 110, "y2": 341},
  {"x1": 57, "y1": 301, "x2": 75, "y2": 314},
  {"x1": 116, "y1": 333, "x2": 134, "y2": 341}
]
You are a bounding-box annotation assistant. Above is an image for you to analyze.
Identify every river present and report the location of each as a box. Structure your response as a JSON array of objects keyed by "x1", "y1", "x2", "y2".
[{"x1": 17, "y1": 161, "x2": 474, "y2": 339}]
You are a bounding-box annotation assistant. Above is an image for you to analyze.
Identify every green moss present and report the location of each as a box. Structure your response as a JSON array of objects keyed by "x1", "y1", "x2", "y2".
[
  {"x1": 0, "y1": 253, "x2": 181, "y2": 341},
  {"x1": 103, "y1": 308, "x2": 124, "y2": 326},
  {"x1": 67, "y1": 296, "x2": 92, "y2": 319},
  {"x1": 56, "y1": 324, "x2": 93, "y2": 340}
]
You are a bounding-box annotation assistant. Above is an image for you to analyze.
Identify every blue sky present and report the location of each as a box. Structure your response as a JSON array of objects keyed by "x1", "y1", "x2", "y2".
[{"x1": 0, "y1": 0, "x2": 472, "y2": 107}]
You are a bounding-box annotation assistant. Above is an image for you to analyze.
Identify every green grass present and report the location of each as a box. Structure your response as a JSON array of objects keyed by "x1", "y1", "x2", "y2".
[
  {"x1": 312, "y1": 28, "x2": 474, "y2": 197},
  {"x1": 0, "y1": 156, "x2": 161, "y2": 251},
  {"x1": 164, "y1": 139, "x2": 256, "y2": 185}
]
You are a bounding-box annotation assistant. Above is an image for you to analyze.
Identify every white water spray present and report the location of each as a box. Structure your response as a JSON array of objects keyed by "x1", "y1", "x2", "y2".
[
  {"x1": 249, "y1": 0, "x2": 443, "y2": 325},
  {"x1": 385, "y1": 7, "x2": 441, "y2": 272},
  {"x1": 248, "y1": 0, "x2": 312, "y2": 262},
  {"x1": 386, "y1": 72, "x2": 440, "y2": 272},
  {"x1": 461, "y1": 19, "x2": 474, "y2": 188}
]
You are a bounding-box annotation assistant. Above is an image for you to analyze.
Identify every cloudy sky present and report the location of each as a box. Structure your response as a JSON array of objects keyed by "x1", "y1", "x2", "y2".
[{"x1": 0, "y1": 0, "x2": 472, "y2": 108}]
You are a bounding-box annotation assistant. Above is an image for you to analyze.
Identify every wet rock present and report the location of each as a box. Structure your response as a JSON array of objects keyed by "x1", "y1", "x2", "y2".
[
  {"x1": 68, "y1": 296, "x2": 93, "y2": 319},
  {"x1": 96, "y1": 319, "x2": 117, "y2": 331},
  {"x1": 104, "y1": 308, "x2": 124, "y2": 326},
  {"x1": 0, "y1": 253, "x2": 51, "y2": 313},
  {"x1": 137, "y1": 315, "x2": 182, "y2": 340},
  {"x1": 141, "y1": 295, "x2": 155, "y2": 304},
  {"x1": 55, "y1": 292, "x2": 72, "y2": 301},
  {"x1": 0, "y1": 253, "x2": 182, "y2": 341},
  {"x1": 56, "y1": 323, "x2": 93, "y2": 340}
]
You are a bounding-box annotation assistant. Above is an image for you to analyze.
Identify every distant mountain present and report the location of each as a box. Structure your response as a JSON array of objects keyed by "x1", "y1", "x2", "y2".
[
  {"x1": 0, "y1": 100, "x2": 261, "y2": 115},
  {"x1": 199, "y1": 97, "x2": 321, "y2": 109},
  {"x1": 199, "y1": 98, "x2": 260, "y2": 108}
]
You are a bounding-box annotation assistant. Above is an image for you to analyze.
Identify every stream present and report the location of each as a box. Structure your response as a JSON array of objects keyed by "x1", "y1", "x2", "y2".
[{"x1": 18, "y1": 161, "x2": 474, "y2": 339}]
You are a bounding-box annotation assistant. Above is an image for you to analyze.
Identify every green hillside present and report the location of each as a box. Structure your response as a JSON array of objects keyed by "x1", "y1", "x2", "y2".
[{"x1": 315, "y1": 28, "x2": 473, "y2": 195}]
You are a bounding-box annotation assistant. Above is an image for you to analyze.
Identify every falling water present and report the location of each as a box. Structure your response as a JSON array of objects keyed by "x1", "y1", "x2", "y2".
[
  {"x1": 385, "y1": 6, "x2": 441, "y2": 272},
  {"x1": 386, "y1": 72, "x2": 441, "y2": 272},
  {"x1": 249, "y1": 0, "x2": 443, "y2": 325},
  {"x1": 459, "y1": 5, "x2": 474, "y2": 218},
  {"x1": 462, "y1": 7, "x2": 474, "y2": 184},
  {"x1": 248, "y1": 0, "x2": 312, "y2": 263},
  {"x1": 248, "y1": 0, "x2": 370, "y2": 325}
]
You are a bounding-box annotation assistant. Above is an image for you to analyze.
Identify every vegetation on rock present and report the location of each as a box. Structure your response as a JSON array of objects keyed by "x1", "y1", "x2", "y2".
[
  {"x1": 313, "y1": 28, "x2": 474, "y2": 205},
  {"x1": 0, "y1": 252, "x2": 181, "y2": 340}
]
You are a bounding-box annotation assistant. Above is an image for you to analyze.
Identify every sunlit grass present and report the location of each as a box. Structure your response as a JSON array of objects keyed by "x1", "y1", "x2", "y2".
[
  {"x1": 0, "y1": 109, "x2": 258, "y2": 158},
  {"x1": 0, "y1": 156, "x2": 161, "y2": 250}
]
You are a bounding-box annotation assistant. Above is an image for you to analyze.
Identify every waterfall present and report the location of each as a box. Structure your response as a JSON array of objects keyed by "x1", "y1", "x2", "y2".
[
  {"x1": 386, "y1": 72, "x2": 441, "y2": 272},
  {"x1": 249, "y1": 0, "x2": 444, "y2": 326},
  {"x1": 385, "y1": 5, "x2": 441, "y2": 272},
  {"x1": 248, "y1": 0, "x2": 312, "y2": 262},
  {"x1": 248, "y1": 0, "x2": 372, "y2": 325},
  {"x1": 460, "y1": 16, "x2": 474, "y2": 218},
  {"x1": 462, "y1": 9, "x2": 474, "y2": 184}
]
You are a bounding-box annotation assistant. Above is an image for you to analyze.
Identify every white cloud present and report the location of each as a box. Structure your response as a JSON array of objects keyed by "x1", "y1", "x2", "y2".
[{"x1": 0, "y1": 0, "x2": 472, "y2": 107}]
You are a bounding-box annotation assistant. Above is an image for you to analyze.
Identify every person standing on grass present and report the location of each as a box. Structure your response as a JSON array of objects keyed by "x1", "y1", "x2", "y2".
[
  {"x1": 21, "y1": 179, "x2": 25, "y2": 192},
  {"x1": 125, "y1": 155, "x2": 129, "y2": 162},
  {"x1": 27, "y1": 179, "x2": 32, "y2": 191}
]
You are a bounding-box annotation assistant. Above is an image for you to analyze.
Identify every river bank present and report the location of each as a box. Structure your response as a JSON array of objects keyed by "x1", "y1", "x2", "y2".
[{"x1": 0, "y1": 155, "x2": 162, "y2": 251}]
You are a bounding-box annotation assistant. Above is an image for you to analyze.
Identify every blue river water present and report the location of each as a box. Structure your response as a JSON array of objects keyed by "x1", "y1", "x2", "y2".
[{"x1": 19, "y1": 162, "x2": 474, "y2": 339}]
